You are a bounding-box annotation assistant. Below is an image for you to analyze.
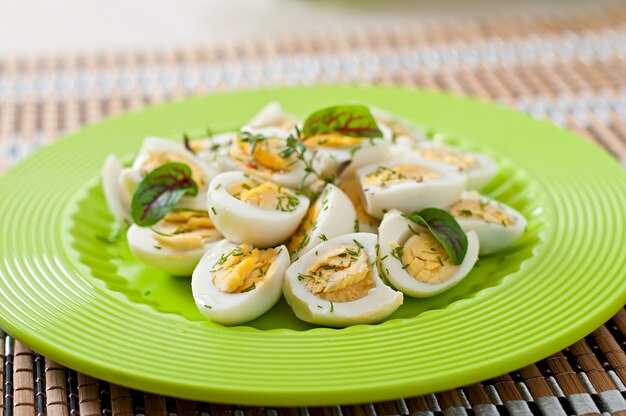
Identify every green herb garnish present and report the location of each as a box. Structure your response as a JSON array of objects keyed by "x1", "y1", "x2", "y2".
[
  {"x1": 131, "y1": 162, "x2": 198, "y2": 227},
  {"x1": 410, "y1": 208, "x2": 468, "y2": 265},
  {"x1": 302, "y1": 104, "x2": 382, "y2": 139}
]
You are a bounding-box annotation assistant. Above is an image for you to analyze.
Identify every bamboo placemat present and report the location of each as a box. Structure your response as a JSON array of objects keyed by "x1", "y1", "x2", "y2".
[{"x1": 1, "y1": 5, "x2": 626, "y2": 416}]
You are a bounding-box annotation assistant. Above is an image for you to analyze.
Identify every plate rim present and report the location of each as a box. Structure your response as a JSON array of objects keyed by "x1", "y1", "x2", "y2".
[{"x1": 0, "y1": 85, "x2": 625, "y2": 406}]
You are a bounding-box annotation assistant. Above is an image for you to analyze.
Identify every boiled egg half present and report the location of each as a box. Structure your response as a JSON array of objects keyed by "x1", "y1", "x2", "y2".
[
  {"x1": 121, "y1": 137, "x2": 216, "y2": 210},
  {"x1": 449, "y1": 191, "x2": 527, "y2": 255},
  {"x1": 415, "y1": 142, "x2": 498, "y2": 190},
  {"x1": 287, "y1": 184, "x2": 357, "y2": 261},
  {"x1": 127, "y1": 209, "x2": 223, "y2": 276},
  {"x1": 192, "y1": 241, "x2": 289, "y2": 325},
  {"x1": 207, "y1": 171, "x2": 309, "y2": 247},
  {"x1": 378, "y1": 210, "x2": 479, "y2": 297},
  {"x1": 357, "y1": 160, "x2": 466, "y2": 219},
  {"x1": 283, "y1": 233, "x2": 403, "y2": 327},
  {"x1": 224, "y1": 127, "x2": 314, "y2": 189}
]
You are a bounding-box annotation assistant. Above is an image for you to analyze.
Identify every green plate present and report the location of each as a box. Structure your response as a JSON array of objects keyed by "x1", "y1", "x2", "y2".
[{"x1": 0, "y1": 86, "x2": 625, "y2": 406}]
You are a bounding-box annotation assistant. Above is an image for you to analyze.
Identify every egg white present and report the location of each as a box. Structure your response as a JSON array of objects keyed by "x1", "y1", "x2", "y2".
[
  {"x1": 357, "y1": 159, "x2": 466, "y2": 219},
  {"x1": 288, "y1": 184, "x2": 357, "y2": 261},
  {"x1": 283, "y1": 232, "x2": 403, "y2": 327},
  {"x1": 451, "y1": 192, "x2": 527, "y2": 255},
  {"x1": 415, "y1": 142, "x2": 498, "y2": 190},
  {"x1": 192, "y1": 241, "x2": 289, "y2": 325},
  {"x1": 102, "y1": 154, "x2": 131, "y2": 223},
  {"x1": 378, "y1": 210, "x2": 479, "y2": 297},
  {"x1": 248, "y1": 101, "x2": 299, "y2": 129},
  {"x1": 207, "y1": 171, "x2": 310, "y2": 248},
  {"x1": 127, "y1": 224, "x2": 223, "y2": 276}
]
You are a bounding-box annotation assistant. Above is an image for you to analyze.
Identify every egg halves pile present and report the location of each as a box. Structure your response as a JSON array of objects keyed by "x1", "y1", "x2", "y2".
[{"x1": 103, "y1": 102, "x2": 526, "y2": 327}]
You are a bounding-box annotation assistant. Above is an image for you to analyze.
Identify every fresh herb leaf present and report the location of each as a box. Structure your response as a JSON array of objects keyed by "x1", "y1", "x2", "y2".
[
  {"x1": 131, "y1": 163, "x2": 198, "y2": 227},
  {"x1": 410, "y1": 208, "x2": 468, "y2": 265},
  {"x1": 240, "y1": 131, "x2": 268, "y2": 155},
  {"x1": 302, "y1": 104, "x2": 382, "y2": 139},
  {"x1": 319, "y1": 234, "x2": 328, "y2": 241},
  {"x1": 183, "y1": 134, "x2": 194, "y2": 153}
]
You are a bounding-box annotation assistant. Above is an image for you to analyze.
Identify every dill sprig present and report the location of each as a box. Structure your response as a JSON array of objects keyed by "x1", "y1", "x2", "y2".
[{"x1": 280, "y1": 126, "x2": 351, "y2": 191}]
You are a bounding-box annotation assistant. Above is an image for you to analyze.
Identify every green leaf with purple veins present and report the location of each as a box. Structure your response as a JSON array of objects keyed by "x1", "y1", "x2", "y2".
[
  {"x1": 302, "y1": 104, "x2": 382, "y2": 139},
  {"x1": 131, "y1": 162, "x2": 198, "y2": 227},
  {"x1": 410, "y1": 208, "x2": 468, "y2": 265}
]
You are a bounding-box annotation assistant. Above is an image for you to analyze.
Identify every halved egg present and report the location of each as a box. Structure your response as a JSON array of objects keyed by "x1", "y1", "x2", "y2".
[
  {"x1": 283, "y1": 233, "x2": 403, "y2": 327},
  {"x1": 127, "y1": 209, "x2": 223, "y2": 276},
  {"x1": 449, "y1": 191, "x2": 526, "y2": 255},
  {"x1": 337, "y1": 176, "x2": 380, "y2": 233},
  {"x1": 356, "y1": 160, "x2": 466, "y2": 219},
  {"x1": 223, "y1": 127, "x2": 314, "y2": 189},
  {"x1": 187, "y1": 131, "x2": 238, "y2": 165},
  {"x1": 304, "y1": 123, "x2": 392, "y2": 178},
  {"x1": 415, "y1": 142, "x2": 498, "y2": 190},
  {"x1": 248, "y1": 101, "x2": 299, "y2": 130},
  {"x1": 372, "y1": 107, "x2": 427, "y2": 145},
  {"x1": 378, "y1": 210, "x2": 479, "y2": 297},
  {"x1": 102, "y1": 154, "x2": 131, "y2": 223},
  {"x1": 122, "y1": 137, "x2": 216, "y2": 210},
  {"x1": 192, "y1": 241, "x2": 289, "y2": 325},
  {"x1": 286, "y1": 184, "x2": 357, "y2": 261},
  {"x1": 207, "y1": 171, "x2": 309, "y2": 247}
]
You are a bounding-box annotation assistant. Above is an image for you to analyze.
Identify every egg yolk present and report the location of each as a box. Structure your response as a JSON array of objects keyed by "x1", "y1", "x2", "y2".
[
  {"x1": 298, "y1": 243, "x2": 375, "y2": 302},
  {"x1": 449, "y1": 199, "x2": 515, "y2": 226},
  {"x1": 363, "y1": 164, "x2": 440, "y2": 188},
  {"x1": 211, "y1": 244, "x2": 277, "y2": 293},
  {"x1": 287, "y1": 197, "x2": 322, "y2": 254},
  {"x1": 227, "y1": 180, "x2": 300, "y2": 212},
  {"x1": 140, "y1": 152, "x2": 207, "y2": 187},
  {"x1": 418, "y1": 147, "x2": 478, "y2": 170},
  {"x1": 230, "y1": 135, "x2": 295, "y2": 172},
  {"x1": 393, "y1": 232, "x2": 459, "y2": 284},
  {"x1": 338, "y1": 177, "x2": 380, "y2": 230},
  {"x1": 152, "y1": 210, "x2": 222, "y2": 251},
  {"x1": 303, "y1": 133, "x2": 363, "y2": 148}
]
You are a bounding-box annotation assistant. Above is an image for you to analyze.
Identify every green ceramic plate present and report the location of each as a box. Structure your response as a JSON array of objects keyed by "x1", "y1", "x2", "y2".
[{"x1": 0, "y1": 86, "x2": 625, "y2": 406}]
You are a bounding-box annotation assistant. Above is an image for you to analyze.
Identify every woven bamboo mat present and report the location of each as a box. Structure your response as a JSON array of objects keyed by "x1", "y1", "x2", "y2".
[{"x1": 1, "y1": 4, "x2": 626, "y2": 416}]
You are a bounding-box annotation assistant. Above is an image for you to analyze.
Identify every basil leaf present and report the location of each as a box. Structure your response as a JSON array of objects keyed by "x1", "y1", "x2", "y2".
[
  {"x1": 302, "y1": 104, "x2": 382, "y2": 139},
  {"x1": 410, "y1": 208, "x2": 468, "y2": 265},
  {"x1": 131, "y1": 162, "x2": 198, "y2": 227}
]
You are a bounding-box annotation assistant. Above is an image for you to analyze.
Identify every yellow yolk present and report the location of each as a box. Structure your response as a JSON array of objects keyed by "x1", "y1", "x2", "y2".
[
  {"x1": 152, "y1": 210, "x2": 222, "y2": 252},
  {"x1": 364, "y1": 164, "x2": 440, "y2": 188},
  {"x1": 338, "y1": 178, "x2": 380, "y2": 230},
  {"x1": 211, "y1": 244, "x2": 276, "y2": 293},
  {"x1": 227, "y1": 180, "x2": 300, "y2": 212},
  {"x1": 449, "y1": 199, "x2": 516, "y2": 226},
  {"x1": 299, "y1": 244, "x2": 375, "y2": 302},
  {"x1": 287, "y1": 198, "x2": 322, "y2": 253},
  {"x1": 418, "y1": 147, "x2": 478, "y2": 170},
  {"x1": 396, "y1": 233, "x2": 459, "y2": 284},
  {"x1": 303, "y1": 133, "x2": 363, "y2": 148},
  {"x1": 230, "y1": 136, "x2": 294, "y2": 172},
  {"x1": 140, "y1": 152, "x2": 207, "y2": 187}
]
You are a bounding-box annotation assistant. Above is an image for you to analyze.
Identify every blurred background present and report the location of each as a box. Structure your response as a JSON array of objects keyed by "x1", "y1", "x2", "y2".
[
  {"x1": 1, "y1": 0, "x2": 626, "y2": 172},
  {"x1": 1, "y1": 0, "x2": 619, "y2": 57}
]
